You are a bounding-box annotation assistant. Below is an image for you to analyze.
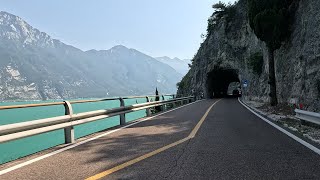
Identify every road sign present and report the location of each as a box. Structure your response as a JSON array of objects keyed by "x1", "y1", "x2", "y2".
[{"x1": 243, "y1": 79, "x2": 248, "y2": 87}]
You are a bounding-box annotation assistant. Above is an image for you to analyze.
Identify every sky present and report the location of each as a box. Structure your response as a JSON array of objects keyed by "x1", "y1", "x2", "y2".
[{"x1": 0, "y1": 0, "x2": 236, "y2": 59}]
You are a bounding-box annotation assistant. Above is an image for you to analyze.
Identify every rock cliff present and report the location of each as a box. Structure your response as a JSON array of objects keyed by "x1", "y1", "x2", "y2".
[{"x1": 177, "y1": 0, "x2": 320, "y2": 111}]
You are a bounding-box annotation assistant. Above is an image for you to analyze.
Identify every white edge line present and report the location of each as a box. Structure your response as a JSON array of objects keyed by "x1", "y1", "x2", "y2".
[
  {"x1": 0, "y1": 99, "x2": 205, "y2": 176},
  {"x1": 238, "y1": 98, "x2": 320, "y2": 156}
]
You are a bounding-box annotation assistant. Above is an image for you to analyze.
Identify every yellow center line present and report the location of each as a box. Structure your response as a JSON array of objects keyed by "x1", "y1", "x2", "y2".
[
  {"x1": 85, "y1": 99, "x2": 222, "y2": 180},
  {"x1": 188, "y1": 99, "x2": 221, "y2": 138}
]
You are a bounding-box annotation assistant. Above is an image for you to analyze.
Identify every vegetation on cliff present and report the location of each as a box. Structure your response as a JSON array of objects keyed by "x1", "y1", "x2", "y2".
[
  {"x1": 248, "y1": 52, "x2": 264, "y2": 76},
  {"x1": 207, "y1": 1, "x2": 237, "y2": 36},
  {"x1": 176, "y1": 71, "x2": 191, "y2": 96},
  {"x1": 317, "y1": 80, "x2": 320, "y2": 98}
]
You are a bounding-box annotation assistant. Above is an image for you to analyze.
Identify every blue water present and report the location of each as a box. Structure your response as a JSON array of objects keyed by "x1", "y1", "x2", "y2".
[{"x1": 0, "y1": 96, "x2": 173, "y2": 164}]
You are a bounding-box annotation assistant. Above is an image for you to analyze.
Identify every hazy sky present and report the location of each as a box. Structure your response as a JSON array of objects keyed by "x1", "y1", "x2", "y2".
[{"x1": 0, "y1": 0, "x2": 236, "y2": 59}]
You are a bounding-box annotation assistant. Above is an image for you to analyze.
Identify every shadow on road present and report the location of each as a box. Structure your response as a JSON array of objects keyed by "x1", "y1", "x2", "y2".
[{"x1": 66, "y1": 104, "x2": 204, "y2": 167}]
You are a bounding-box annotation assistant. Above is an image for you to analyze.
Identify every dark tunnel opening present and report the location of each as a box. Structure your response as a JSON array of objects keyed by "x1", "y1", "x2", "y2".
[{"x1": 206, "y1": 68, "x2": 240, "y2": 98}]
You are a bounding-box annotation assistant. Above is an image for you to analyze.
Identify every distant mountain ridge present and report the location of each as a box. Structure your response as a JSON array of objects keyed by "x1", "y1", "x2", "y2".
[
  {"x1": 0, "y1": 11, "x2": 182, "y2": 101},
  {"x1": 155, "y1": 56, "x2": 190, "y2": 75}
]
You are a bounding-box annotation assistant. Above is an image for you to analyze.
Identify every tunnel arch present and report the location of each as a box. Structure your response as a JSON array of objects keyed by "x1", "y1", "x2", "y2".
[{"x1": 206, "y1": 68, "x2": 240, "y2": 98}]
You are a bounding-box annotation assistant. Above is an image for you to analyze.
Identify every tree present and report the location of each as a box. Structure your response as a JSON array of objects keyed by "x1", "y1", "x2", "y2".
[
  {"x1": 155, "y1": 87, "x2": 161, "y2": 112},
  {"x1": 207, "y1": 1, "x2": 237, "y2": 35},
  {"x1": 207, "y1": 2, "x2": 227, "y2": 35},
  {"x1": 248, "y1": 0, "x2": 295, "y2": 106}
]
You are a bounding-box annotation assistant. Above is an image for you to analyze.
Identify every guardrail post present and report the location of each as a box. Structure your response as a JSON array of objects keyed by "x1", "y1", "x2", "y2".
[
  {"x1": 146, "y1": 96, "x2": 151, "y2": 116},
  {"x1": 119, "y1": 98, "x2": 126, "y2": 125},
  {"x1": 171, "y1": 98, "x2": 176, "y2": 108},
  {"x1": 170, "y1": 95, "x2": 176, "y2": 108},
  {"x1": 161, "y1": 95, "x2": 166, "y2": 111},
  {"x1": 64, "y1": 101, "x2": 74, "y2": 144}
]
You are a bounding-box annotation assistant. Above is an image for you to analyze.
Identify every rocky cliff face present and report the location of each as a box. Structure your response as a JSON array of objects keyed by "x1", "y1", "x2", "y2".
[{"x1": 178, "y1": 0, "x2": 320, "y2": 112}]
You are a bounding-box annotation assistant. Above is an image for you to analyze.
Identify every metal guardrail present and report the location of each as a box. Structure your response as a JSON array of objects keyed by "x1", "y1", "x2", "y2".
[
  {"x1": 295, "y1": 109, "x2": 320, "y2": 125},
  {"x1": 0, "y1": 94, "x2": 175, "y2": 110},
  {"x1": 0, "y1": 95, "x2": 195, "y2": 144}
]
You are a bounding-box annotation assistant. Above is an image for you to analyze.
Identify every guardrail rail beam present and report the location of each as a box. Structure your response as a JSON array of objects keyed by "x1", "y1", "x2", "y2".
[
  {"x1": 295, "y1": 109, "x2": 320, "y2": 126},
  {"x1": 0, "y1": 95, "x2": 194, "y2": 144}
]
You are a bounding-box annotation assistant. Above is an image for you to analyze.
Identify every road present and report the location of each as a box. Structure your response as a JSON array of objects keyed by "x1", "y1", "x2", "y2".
[{"x1": 0, "y1": 98, "x2": 320, "y2": 179}]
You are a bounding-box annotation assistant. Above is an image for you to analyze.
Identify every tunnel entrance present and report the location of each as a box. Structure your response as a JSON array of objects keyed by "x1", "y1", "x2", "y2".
[{"x1": 206, "y1": 68, "x2": 240, "y2": 98}]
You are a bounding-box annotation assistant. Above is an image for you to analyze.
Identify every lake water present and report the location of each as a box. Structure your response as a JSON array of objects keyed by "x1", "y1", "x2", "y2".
[{"x1": 0, "y1": 96, "x2": 172, "y2": 164}]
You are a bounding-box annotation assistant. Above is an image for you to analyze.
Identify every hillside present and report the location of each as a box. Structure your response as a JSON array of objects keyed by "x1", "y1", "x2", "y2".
[
  {"x1": 155, "y1": 56, "x2": 190, "y2": 75},
  {"x1": 0, "y1": 11, "x2": 182, "y2": 100}
]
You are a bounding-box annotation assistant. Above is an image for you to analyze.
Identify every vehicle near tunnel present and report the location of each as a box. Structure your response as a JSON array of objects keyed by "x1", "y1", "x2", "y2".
[
  {"x1": 232, "y1": 88, "x2": 242, "y2": 97},
  {"x1": 227, "y1": 82, "x2": 241, "y2": 97}
]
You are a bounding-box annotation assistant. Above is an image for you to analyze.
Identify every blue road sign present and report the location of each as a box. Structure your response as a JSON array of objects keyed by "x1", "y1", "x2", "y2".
[{"x1": 243, "y1": 79, "x2": 248, "y2": 87}]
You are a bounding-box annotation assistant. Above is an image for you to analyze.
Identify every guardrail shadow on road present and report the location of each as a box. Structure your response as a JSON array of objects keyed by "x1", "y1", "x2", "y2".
[{"x1": 66, "y1": 113, "x2": 193, "y2": 166}]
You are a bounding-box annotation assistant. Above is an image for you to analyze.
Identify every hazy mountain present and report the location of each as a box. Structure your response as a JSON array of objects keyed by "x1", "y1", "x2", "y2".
[
  {"x1": 155, "y1": 56, "x2": 190, "y2": 75},
  {"x1": 0, "y1": 11, "x2": 182, "y2": 100}
]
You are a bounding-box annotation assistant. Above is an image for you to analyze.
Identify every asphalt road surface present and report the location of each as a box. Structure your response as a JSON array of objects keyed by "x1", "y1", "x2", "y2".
[{"x1": 1, "y1": 98, "x2": 320, "y2": 180}]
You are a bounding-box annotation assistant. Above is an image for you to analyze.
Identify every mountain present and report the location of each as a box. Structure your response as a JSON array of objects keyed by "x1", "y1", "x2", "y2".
[
  {"x1": 0, "y1": 11, "x2": 182, "y2": 101},
  {"x1": 155, "y1": 56, "x2": 190, "y2": 75}
]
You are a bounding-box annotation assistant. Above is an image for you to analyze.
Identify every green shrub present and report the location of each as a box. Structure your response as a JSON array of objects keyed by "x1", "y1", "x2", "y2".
[
  {"x1": 177, "y1": 71, "x2": 191, "y2": 91},
  {"x1": 248, "y1": 52, "x2": 264, "y2": 75},
  {"x1": 317, "y1": 80, "x2": 320, "y2": 97}
]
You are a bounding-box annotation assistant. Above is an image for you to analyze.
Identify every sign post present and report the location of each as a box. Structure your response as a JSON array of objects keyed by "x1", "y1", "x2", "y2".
[{"x1": 242, "y1": 80, "x2": 248, "y2": 99}]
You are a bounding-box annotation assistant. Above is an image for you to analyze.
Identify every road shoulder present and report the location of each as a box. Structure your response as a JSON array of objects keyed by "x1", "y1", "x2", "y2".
[{"x1": 238, "y1": 98, "x2": 320, "y2": 155}]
